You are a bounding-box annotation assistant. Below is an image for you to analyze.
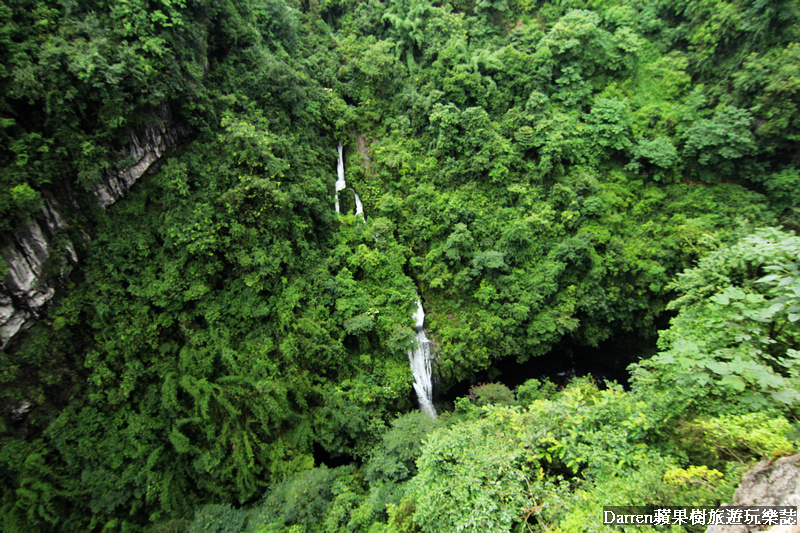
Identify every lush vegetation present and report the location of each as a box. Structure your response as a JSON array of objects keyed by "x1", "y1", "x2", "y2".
[{"x1": 1, "y1": 0, "x2": 799, "y2": 531}]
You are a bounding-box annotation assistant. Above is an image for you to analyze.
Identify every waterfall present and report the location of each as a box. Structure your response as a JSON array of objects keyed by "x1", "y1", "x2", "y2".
[
  {"x1": 334, "y1": 141, "x2": 346, "y2": 213},
  {"x1": 409, "y1": 300, "x2": 437, "y2": 418},
  {"x1": 354, "y1": 191, "x2": 364, "y2": 217},
  {"x1": 334, "y1": 141, "x2": 364, "y2": 219},
  {"x1": 334, "y1": 140, "x2": 432, "y2": 416}
]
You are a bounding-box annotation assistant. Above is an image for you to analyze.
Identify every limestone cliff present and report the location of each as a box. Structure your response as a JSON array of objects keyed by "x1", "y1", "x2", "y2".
[
  {"x1": 0, "y1": 115, "x2": 189, "y2": 348},
  {"x1": 93, "y1": 119, "x2": 190, "y2": 207}
]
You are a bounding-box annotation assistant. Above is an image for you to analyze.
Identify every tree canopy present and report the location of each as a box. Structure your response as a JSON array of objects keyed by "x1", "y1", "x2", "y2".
[{"x1": 1, "y1": 0, "x2": 799, "y2": 531}]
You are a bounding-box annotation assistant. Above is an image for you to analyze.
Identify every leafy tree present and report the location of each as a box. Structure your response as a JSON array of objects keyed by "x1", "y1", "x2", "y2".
[
  {"x1": 682, "y1": 104, "x2": 757, "y2": 179},
  {"x1": 675, "y1": 412, "x2": 796, "y2": 468},
  {"x1": 585, "y1": 96, "x2": 634, "y2": 157},
  {"x1": 188, "y1": 504, "x2": 248, "y2": 533},
  {"x1": 515, "y1": 378, "x2": 558, "y2": 404},
  {"x1": 632, "y1": 227, "x2": 800, "y2": 415},
  {"x1": 364, "y1": 411, "x2": 440, "y2": 484},
  {"x1": 467, "y1": 382, "x2": 515, "y2": 406},
  {"x1": 627, "y1": 137, "x2": 679, "y2": 182},
  {"x1": 733, "y1": 42, "x2": 800, "y2": 155},
  {"x1": 408, "y1": 406, "x2": 532, "y2": 533},
  {"x1": 532, "y1": 9, "x2": 640, "y2": 107}
]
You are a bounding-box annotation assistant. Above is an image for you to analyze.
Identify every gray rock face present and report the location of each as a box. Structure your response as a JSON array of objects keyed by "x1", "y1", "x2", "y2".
[
  {"x1": 706, "y1": 454, "x2": 800, "y2": 533},
  {"x1": 0, "y1": 199, "x2": 72, "y2": 347},
  {"x1": 93, "y1": 119, "x2": 190, "y2": 207},
  {"x1": 0, "y1": 113, "x2": 188, "y2": 348}
]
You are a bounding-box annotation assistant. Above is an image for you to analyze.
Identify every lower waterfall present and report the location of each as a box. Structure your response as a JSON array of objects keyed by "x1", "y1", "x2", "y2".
[
  {"x1": 409, "y1": 300, "x2": 437, "y2": 418},
  {"x1": 353, "y1": 190, "x2": 364, "y2": 217},
  {"x1": 334, "y1": 141, "x2": 346, "y2": 213}
]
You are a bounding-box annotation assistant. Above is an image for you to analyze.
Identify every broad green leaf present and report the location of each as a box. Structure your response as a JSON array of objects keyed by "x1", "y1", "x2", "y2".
[{"x1": 721, "y1": 373, "x2": 747, "y2": 392}]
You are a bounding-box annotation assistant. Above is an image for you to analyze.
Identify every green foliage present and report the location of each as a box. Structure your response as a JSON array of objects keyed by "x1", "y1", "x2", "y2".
[
  {"x1": 245, "y1": 465, "x2": 370, "y2": 532},
  {"x1": 585, "y1": 96, "x2": 634, "y2": 154},
  {"x1": 733, "y1": 42, "x2": 800, "y2": 153},
  {"x1": 535, "y1": 10, "x2": 637, "y2": 107},
  {"x1": 188, "y1": 504, "x2": 247, "y2": 533},
  {"x1": 365, "y1": 411, "x2": 440, "y2": 484},
  {"x1": 627, "y1": 137, "x2": 679, "y2": 182},
  {"x1": 149, "y1": 519, "x2": 189, "y2": 533},
  {"x1": 656, "y1": 0, "x2": 800, "y2": 80},
  {"x1": 682, "y1": 104, "x2": 757, "y2": 178},
  {"x1": 663, "y1": 465, "x2": 723, "y2": 489},
  {"x1": 515, "y1": 378, "x2": 558, "y2": 405},
  {"x1": 662, "y1": 464, "x2": 730, "y2": 510},
  {"x1": 524, "y1": 378, "x2": 660, "y2": 477},
  {"x1": 0, "y1": 0, "x2": 212, "y2": 239},
  {"x1": 632, "y1": 227, "x2": 800, "y2": 415},
  {"x1": 408, "y1": 406, "x2": 531, "y2": 533},
  {"x1": 676, "y1": 413, "x2": 796, "y2": 466},
  {"x1": 756, "y1": 168, "x2": 800, "y2": 225},
  {"x1": 9, "y1": 183, "x2": 43, "y2": 215},
  {"x1": 256, "y1": 466, "x2": 344, "y2": 529},
  {"x1": 2, "y1": 0, "x2": 799, "y2": 530},
  {"x1": 545, "y1": 457, "x2": 740, "y2": 532},
  {"x1": 404, "y1": 375, "x2": 756, "y2": 532},
  {"x1": 467, "y1": 382, "x2": 516, "y2": 406},
  {"x1": 386, "y1": 498, "x2": 420, "y2": 533}
]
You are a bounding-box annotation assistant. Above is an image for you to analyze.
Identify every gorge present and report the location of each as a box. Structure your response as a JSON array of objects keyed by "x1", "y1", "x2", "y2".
[{"x1": 1, "y1": 0, "x2": 798, "y2": 530}]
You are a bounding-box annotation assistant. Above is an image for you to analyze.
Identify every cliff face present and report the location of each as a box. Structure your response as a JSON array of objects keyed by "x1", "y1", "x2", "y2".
[
  {"x1": 0, "y1": 117, "x2": 189, "y2": 348},
  {"x1": 0, "y1": 199, "x2": 77, "y2": 347},
  {"x1": 93, "y1": 120, "x2": 190, "y2": 207}
]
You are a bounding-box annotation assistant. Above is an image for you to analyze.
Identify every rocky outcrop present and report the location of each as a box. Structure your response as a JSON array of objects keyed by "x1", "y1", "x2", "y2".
[
  {"x1": 0, "y1": 112, "x2": 189, "y2": 348},
  {"x1": 93, "y1": 118, "x2": 190, "y2": 207},
  {"x1": 0, "y1": 198, "x2": 77, "y2": 348},
  {"x1": 706, "y1": 454, "x2": 800, "y2": 533}
]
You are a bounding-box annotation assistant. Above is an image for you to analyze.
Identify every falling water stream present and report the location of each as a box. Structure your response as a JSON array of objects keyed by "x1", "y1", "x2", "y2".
[
  {"x1": 409, "y1": 300, "x2": 437, "y2": 418},
  {"x1": 334, "y1": 141, "x2": 363, "y2": 217},
  {"x1": 334, "y1": 141, "x2": 346, "y2": 213},
  {"x1": 334, "y1": 141, "x2": 435, "y2": 417}
]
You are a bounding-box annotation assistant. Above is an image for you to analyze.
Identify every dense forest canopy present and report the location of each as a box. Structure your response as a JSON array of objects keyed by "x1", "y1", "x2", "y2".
[{"x1": 1, "y1": 0, "x2": 800, "y2": 531}]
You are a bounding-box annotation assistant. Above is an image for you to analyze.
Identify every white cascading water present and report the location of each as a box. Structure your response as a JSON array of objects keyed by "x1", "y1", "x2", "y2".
[
  {"x1": 334, "y1": 141, "x2": 364, "y2": 218},
  {"x1": 335, "y1": 141, "x2": 433, "y2": 416},
  {"x1": 409, "y1": 300, "x2": 437, "y2": 418},
  {"x1": 334, "y1": 141, "x2": 346, "y2": 213},
  {"x1": 354, "y1": 190, "x2": 364, "y2": 217}
]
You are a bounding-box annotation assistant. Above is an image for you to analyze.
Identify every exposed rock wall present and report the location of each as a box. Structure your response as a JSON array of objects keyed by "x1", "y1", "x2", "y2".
[
  {"x1": 0, "y1": 199, "x2": 76, "y2": 347},
  {"x1": 93, "y1": 119, "x2": 190, "y2": 207},
  {"x1": 0, "y1": 114, "x2": 189, "y2": 348}
]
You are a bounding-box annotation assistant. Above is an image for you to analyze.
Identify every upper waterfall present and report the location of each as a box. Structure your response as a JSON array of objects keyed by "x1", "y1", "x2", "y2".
[
  {"x1": 334, "y1": 141, "x2": 364, "y2": 219},
  {"x1": 334, "y1": 141, "x2": 346, "y2": 213}
]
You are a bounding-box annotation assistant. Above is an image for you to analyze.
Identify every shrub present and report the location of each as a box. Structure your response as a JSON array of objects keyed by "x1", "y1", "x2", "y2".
[{"x1": 467, "y1": 382, "x2": 515, "y2": 406}]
